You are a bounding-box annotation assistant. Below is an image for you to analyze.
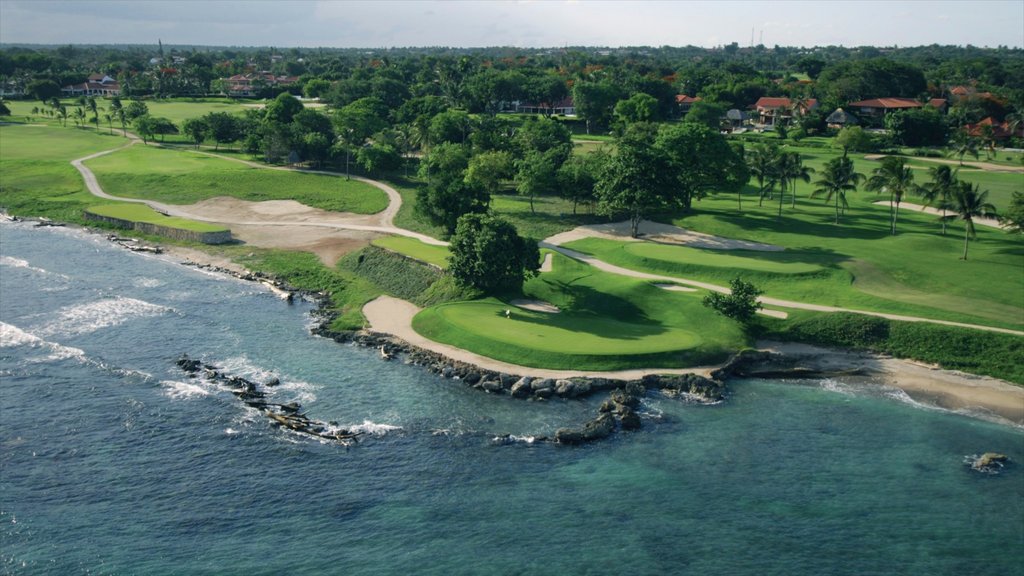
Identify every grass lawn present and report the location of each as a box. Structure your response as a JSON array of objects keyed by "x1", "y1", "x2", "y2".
[
  {"x1": 86, "y1": 203, "x2": 229, "y2": 233},
  {"x1": 0, "y1": 124, "x2": 127, "y2": 221},
  {"x1": 372, "y1": 235, "x2": 451, "y2": 268},
  {"x1": 627, "y1": 188, "x2": 1024, "y2": 330},
  {"x1": 85, "y1": 144, "x2": 389, "y2": 213},
  {"x1": 412, "y1": 253, "x2": 748, "y2": 370}
]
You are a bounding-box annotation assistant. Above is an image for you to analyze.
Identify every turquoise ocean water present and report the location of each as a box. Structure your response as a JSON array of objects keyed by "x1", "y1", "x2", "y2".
[{"x1": 1, "y1": 222, "x2": 1021, "y2": 575}]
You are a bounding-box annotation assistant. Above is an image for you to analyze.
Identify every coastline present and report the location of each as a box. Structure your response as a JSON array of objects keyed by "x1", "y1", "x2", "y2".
[{"x1": 33, "y1": 222, "x2": 1024, "y2": 427}]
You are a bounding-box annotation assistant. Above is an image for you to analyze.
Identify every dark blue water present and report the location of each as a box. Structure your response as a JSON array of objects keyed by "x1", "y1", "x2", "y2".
[{"x1": 2, "y1": 223, "x2": 1022, "y2": 575}]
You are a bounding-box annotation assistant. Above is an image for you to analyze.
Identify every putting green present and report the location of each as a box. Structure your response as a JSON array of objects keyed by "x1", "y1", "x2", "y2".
[{"x1": 619, "y1": 241, "x2": 823, "y2": 274}]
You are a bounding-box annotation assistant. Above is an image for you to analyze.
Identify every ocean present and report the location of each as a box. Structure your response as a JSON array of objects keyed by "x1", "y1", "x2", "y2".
[{"x1": 1, "y1": 222, "x2": 1021, "y2": 575}]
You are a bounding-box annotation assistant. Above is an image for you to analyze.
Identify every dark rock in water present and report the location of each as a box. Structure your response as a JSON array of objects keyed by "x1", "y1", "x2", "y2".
[
  {"x1": 264, "y1": 377, "x2": 280, "y2": 387},
  {"x1": 611, "y1": 386, "x2": 643, "y2": 409},
  {"x1": 463, "y1": 373, "x2": 482, "y2": 386},
  {"x1": 534, "y1": 387, "x2": 554, "y2": 399},
  {"x1": 969, "y1": 452, "x2": 1009, "y2": 473},
  {"x1": 510, "y1": 377, "x2": 533, "y2": 398},
  {"x1": 441, "y1": 366, "x2": 455, "y2": 379},
  {"x1": 618, "y1": 406, "x2": 642, "y2": 431},
  {"x1": 176, "y1": 354, "x2": 202, "y2": 373},
  {"x1": 532, "y1": 378, "x2": 555, "y2": 392},
  {"x1": 555, "y1": 413, "x2": 616, "y2": 445},
  {"x1": 482, "y1": 380, "x2": 503, "y2": 393},
  {"x1": 499, "y1": 374, "x2": 519, "y2": 388}
]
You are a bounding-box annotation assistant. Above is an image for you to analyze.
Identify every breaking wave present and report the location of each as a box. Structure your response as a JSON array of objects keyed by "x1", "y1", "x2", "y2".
[{"x1": 34, "y1": 297, "x2": 172, "y2": 338}]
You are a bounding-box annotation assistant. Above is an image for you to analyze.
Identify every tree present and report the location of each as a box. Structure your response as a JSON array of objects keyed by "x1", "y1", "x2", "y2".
[
  {"x1": 571, "y1": 80, "x2": 621, "y2": 134},
  {"x1": 921, "y1": 164, "x2": 958, "y2": 235},
  {"x1": 181, "y1": 117, "x2": 209, "y2": 148},
  {"x1": 465, "y1": 150, "x2": 514, "y2": 198},
  {"x1": 109, "y1": 98, "x2": 126, "y2": 136},
  {"x1": 557, "y1": 150, "x2": 607, "y2": 215},
  {"x1": 656, "y1": 122, "x2": 746, "y2": 212},
  {"x1": 514, "y1": 148, "x2": 560, "y2": 214},
  {"x1": 812, "y1": 156, "x2": 864, "y2": 224},
  {"x1": 356, "y1": 141, "x2": 402, "y2": 175},
  {"x1": 133, "y1": 114, "x2": 157, "y2": 143},
  {"x1": 999, "y1": 191, "x2": 1024, "y2": 234},
  {"x1": 204, "y1": 112, "x2": 241, "y2": 150},
  {"x1": 27, "y1": 79, "x2": 60, "y2": 101},
  {"x1": 0, "y1": 100, "x2": 11, "y2": 116},
  {"x1": 55, "y1": 105, "x2": 68, "y2": 128},
  {"x1": 514, "y1": 116, "x2": 572, "y2": 166},
  {"x1": 884, "y1": 108, "x2": 947, "y2": 147},
  {"x1": 448, "y1": 213, "x2": 540, "y2": 294},
  {"x1": 613, "y1": 93, "x2": 659, "y2": 130},
  {"x1": 334, "y1": 97, "x2": 388, "y2": 179},
  {"x1": 833, "y1": 126, "x2": 873, "y2": 156},
  {"x1": 151, "y1": 117, "x2": 178, "y2": 142},
  {"x1": 428, "y1": 109, "x2": 474, "y2": 145},
  {"x1": 747, "y1": 143, "x2": 780, "y2": 207},
  {"x1": 264, "y1": 92, "x2": 304, "y2": 124},
  {"x1": 945, "y1": 182, "x2": 997, "y2": 260},
  {"x1": 86, "y1": 96, "x2": 100, "y2": 128},
  {"x1": 303, "y1": 78, "x2": 331, "y2": 99},
  {"x1": 124, "y1": 100, "x2": 149, "y2": 122},
  {"x1": 951, "y1": 131, "x2": 980, "y2": 166},
  {"x1": 702, "y1": 277, "x2": 763, "y2": 325},
  {"x1": 416, "y1": 143, "x2": 489, "y2": 235},
  {"x1": 72, "y1": 106, "x2": 86, "y2": 128},
  {"x1": 596, "y1": 137, "x2": 677, "y2": 238},
  {"x1": 865, "y1": 156, "x2": 916, "y2": 235},
  {"x1": 683, "y1": 100, "x2": 727, "y2": 130}
]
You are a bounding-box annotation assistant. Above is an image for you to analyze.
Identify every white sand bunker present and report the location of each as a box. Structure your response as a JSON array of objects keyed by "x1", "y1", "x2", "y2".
[
  {"x1": 654, "y1": 283, "x2": 698, "y2": 293},
  {"x1": 510, "y1": 299, "x2": 560, "y2": 313},
  {"x1": 546, "y1": 220, "x2": 783, "y2": 252},
  {"x1": 539, "y1": 253, "x2": 554, "y2": 273}
]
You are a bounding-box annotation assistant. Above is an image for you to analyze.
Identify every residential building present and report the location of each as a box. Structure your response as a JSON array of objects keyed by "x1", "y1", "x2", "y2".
[
  {"x1": 515, "y1": 97, "x2": 575, "y2": 116},
  {"x1": 61, "y1": 74, "x2": 121, "y2": 97},
  {"x1": 753, "y1": 97, "x2": 818, "y2": 126},
  {"x1": 220, "y1": 72, "x2": 300, "y2": 97},
  {"x1": 675, "y1": 94, "x2": 701, "y2": 114}
]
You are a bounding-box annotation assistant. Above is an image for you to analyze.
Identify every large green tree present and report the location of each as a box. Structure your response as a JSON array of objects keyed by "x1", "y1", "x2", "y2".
[
  {"x1": 448, "y1": 213, "x2": 540, "y2": 294},
  {"x1": 655, "y1": 122, "x2": 746, "y2": 212},
  {"x1": 596, "y1": 135, "x2": 677, "y2": 238}
]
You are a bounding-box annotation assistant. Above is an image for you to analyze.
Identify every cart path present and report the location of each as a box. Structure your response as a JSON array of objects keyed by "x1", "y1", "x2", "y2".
[{"x1": 72, "y1": 143, "x2": 1022, "y2": 338}]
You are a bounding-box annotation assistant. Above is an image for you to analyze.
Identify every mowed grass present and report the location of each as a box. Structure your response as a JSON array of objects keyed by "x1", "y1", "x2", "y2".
[
  {"x1": 412, "y1": 253, "x2": 748, "y2": 370},
  {"x1": 85, "y1": 145, "x2": 389, "y2": 213},
  {"x1": 6, "y1": 98, "x2": 252, "y2": 127},
  {"x1": 86, "y1": 203, "x2": 228, "y2": 232},
  {"x1": 371, "y1": 235, "x2": 450, "y2": 268},
  {"x1": 0, "y1": 124, "x2": 126, "y2": 221}
]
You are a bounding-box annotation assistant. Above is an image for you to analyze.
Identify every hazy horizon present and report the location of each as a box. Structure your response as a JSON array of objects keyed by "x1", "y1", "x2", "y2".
[{"x1": 1, "y1": 0, "x2": 1022, "y2": 50}]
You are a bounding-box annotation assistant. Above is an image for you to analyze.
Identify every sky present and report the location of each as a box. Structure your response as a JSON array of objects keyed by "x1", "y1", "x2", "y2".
[{"x1": 1, "y1": 0, "x2": 1022, "y2": 49}]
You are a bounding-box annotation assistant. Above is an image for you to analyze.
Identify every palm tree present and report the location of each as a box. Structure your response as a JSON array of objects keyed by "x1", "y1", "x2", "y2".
[
  {"x1": 945, "y1": 182, "x2": 997, "y2": 260},
  {"x1": 747, "y1": 143, "x2": 779, "y2": 207},
  {"x1": 109, "y1": 98, "x2": 126, "y2": 136},
  {"x1": 921, "y1": 165, "x2": 958, "y2": 235},
  {"x1": 103, "y1": 112, "x2": 114, "y2": 135},
  {"x1": 812, "y1": 156, "x2": 864, "y2": 224},
  {"x1": 73, "y1": 107, "x2": 86, "y2": 129},
  {"x1": 769, "y1": 153, "x2": 790, "y2": 217},
  {"x1": 86, "y1": 96, "x2": 100, "y2": 129},
  {"x1": 865, "y1": 156, "x2": 916, "y2": 235},
  {"x1": 953, "y1": 132, "x2": 980, "y2": 166},
  {"x1": 786, "y1": 152, "x2": 814, "y2": 209}
]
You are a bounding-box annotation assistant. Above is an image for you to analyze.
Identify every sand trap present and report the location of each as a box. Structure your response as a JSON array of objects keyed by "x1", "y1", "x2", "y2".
[
  {"x1": 873, "y1": 201, "x2": 1003, "y2": 229},
  {"x1": 539, "y1": 253, "x2": 554, "y2": 273},
  {"x1": 654, "y1": 283, "x2": 698, "y2": 292},
  {"x1": 544, "y1": 220, "x2": 783, "y2": 251},
  {"x1": 756, "y1": 309, "x2": 789, "y2": 319},
  {"x1": 509, "y1": 299, "x2": 560, "y2": 313}
]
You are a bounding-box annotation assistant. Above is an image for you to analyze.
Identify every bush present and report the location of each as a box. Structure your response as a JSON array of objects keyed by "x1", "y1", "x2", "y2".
[{"x1": 340, "y1": 246, "x2": 441, "y2": 302}]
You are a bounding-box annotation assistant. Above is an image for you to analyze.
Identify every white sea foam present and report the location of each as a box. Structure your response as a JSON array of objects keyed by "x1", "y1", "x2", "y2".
[
  {"x1": 0, "y1": 255, "x2": 70, "y2": 279},
  {"x1": 224, "y1": 428, "x2": 240, "y2": 435},
  {"x1": 0, "y1": 321, "x2": 85, "y2": 361},
  {"x1": 132, "y1": 277, "x2": 164, "y2": 288},
  {"x1": 346, "y1": 420, "x2": 402, "y2": 435},
  {"x1": 818, "y1": 378, "x2": 857, "y2": 397},
  {"x1": 492, "y1": 434, "x2": 537, "y2": 444},
  {"x1": 160, "y1": 380, "x2": 212, "y2": 399},
  {"x1": 34, "y1": 297, "x2": 171, "y2": 337},
  {"x1": 218, "y1": 355, "x2": 318, "y2": 403}
]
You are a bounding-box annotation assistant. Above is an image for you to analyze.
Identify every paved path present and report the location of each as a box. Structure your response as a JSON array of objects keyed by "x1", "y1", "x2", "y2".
[
  {"x1": 72, "y1": 142, "x2": 447, "y2": 246},
  {"x1": 72, "y1": 141, "x2": 1022, "y2": 340}
]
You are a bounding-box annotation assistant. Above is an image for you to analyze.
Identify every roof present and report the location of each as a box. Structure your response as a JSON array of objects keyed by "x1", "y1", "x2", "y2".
[
  {"x1": 754, "y1": 97, "x2": 818, "y2": 110},
  {"x1": 950, "y1": 86, "x2": 970, "y2": 96},
  {"x1": 61, "y1": 81, "x2": 121, "y2": 92},
  {"x1": 928, "y1": 98, "x2": 947, "y2": 108},
  {"x1": 848, "y1": 98, "x2": 922, "y2": 109},
  {"x1": 676, "y1": 94, "x2": 701, "y2": 104},
  {"x1": 826, "y1": 108, "x2": 858, "y2": 124}
]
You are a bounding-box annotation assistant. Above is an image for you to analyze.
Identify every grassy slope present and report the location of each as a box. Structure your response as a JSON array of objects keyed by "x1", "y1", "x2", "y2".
[
  {"x1": 412, "y1": 252, "x2": 748, "y2": 370},
  {"x1": 86, "y1": 203, "x2": 228, "y2": 232},
  {"x1": 371, "y1": 236, "x2": 451, "y2": 268},
  {"x1": 85, "y1": 144, "x2": 389, "y2": 213}
]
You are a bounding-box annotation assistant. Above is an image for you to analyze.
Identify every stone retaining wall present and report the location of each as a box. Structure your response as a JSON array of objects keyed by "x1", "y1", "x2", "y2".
[{"x1": 84, "y1": 212, "x2": 232, "y2": 244}]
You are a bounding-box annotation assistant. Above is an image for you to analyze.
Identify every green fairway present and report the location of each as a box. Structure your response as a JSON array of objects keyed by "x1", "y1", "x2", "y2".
[
  {"x1": 86, "y1": 203, "x2": 228, "y2": 233},
  {"x1": 85, "y1": 144, "x2": 389, "y2": 213},
  {"x1": 0, "y1": 124, "x2": 125, "y2": 221},
  {"x1": 584, "y1": 239, "x2": 826, "y2": 275},
  {"x1": 371, "y1": 235, "x2": 450, "y2": 268},
  {"x1": 412, "y1": 253, "x2": 748, "y2": 370}
]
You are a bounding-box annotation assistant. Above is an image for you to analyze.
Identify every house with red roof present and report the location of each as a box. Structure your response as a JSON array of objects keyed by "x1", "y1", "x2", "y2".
[
  {"x1": 220, "y1": 72, "x2": 300, "y2": 97},
  {"x1": 965, "y1": 117, "x2": 1023, "y2": 141},
  {"x1": 676, "y1": 94, "x2": 702, "y2": 114},
  {"x1": 61, "y1": 74, "x2": 121, "y2": 97},
  {"x1": 847, "y1": 97, "x2": 946, "y2": 125},
  {"x1": 753, "y1": 97, "x2": 818, "y2": 126}
]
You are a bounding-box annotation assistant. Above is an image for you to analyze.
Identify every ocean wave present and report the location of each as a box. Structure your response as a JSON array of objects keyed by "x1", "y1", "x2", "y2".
[
  {"x1": 492, "y1": 434, "x2": 537, "y2": 445},
  {"x1": 345, "y1": 420, "x2": 402, "y2": 436},
  {"x1": 217, "y1": 355, "x2": 319, "y2": 403},
  {"x1": 0, "y1": 255, "x2": 70, "y2": 279},
  {"x1": 0, "y1": 321, "x2": 85, "y2": 361},
  {"x1": 132, "y1": 277, "x2": 164, "y2": 288},
  {"x1": 160, "y1": 379, "x2": 212, "y2": 399},
  {"x1": 34, "y1": 297, "x2": 172, "y2": 338}
]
